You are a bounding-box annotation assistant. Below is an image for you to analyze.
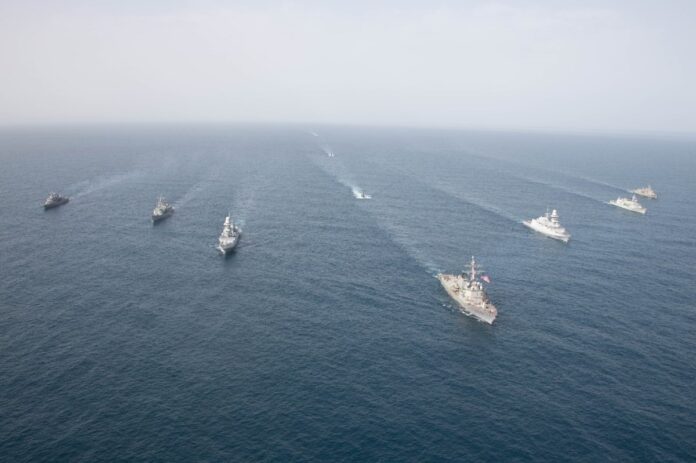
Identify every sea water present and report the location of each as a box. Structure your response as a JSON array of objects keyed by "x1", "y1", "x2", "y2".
[{"x1": 1, "y1": 125, "x2": 694, "y2": 461}]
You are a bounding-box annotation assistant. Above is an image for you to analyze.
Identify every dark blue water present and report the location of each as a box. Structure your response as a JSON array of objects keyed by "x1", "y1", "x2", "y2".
[{"x1": 1, "y1": 125, "x2": 695, "y2": 462}]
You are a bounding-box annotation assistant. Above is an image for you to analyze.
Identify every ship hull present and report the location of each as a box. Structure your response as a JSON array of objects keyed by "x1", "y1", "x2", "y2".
[
  {"x1": 152, "y1": 210, "x2": 174, "y2": 223},
  {"x1": 218, "y1": 235, "x2": 240, "y2": 254},
  {"x1": 43, "y1": 198, "x2": 69, "y2": 209},
  {"x1": 437, "y1": 274, "x2": 497, "y2": 324},
  {"x1": 608, "y1": 201, "x2": 646, "y2": 214},
  {"x1": 630, "y1": 190, "x2": 657, "y2": 199},
  {"x1": 522, "y1": 220, "x2": 570, "y2": 243}
]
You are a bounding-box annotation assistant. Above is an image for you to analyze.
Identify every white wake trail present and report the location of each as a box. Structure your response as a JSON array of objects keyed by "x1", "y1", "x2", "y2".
[{"x1": 73, "y1": 171, "x2": 145, "y2": 198}]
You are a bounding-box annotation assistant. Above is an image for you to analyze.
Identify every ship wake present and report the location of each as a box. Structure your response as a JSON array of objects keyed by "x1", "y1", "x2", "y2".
[
  {"x1": 366, "y1": 216, "x2": 441, "y2": 275},
  {"x1": 306, "y1": 150, "x2": 362, "y2": 198},
  {"x1": 173, "y1": 177, "x2": 211, "y2": 209},
  {"x1": 73, "y1": 171, "x2": 145, "y2": 198}
]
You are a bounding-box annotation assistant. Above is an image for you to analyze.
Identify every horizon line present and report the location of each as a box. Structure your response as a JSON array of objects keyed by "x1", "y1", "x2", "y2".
[{"x1": 0, "y1": 120, "x2": 694, "y2": 141}]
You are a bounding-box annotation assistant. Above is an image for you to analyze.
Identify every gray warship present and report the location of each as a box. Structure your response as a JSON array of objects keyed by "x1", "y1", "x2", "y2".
[
  {"x1": 218, "y1": 214, "x2": 241, "y2": 254},
  {"x1": 630, "y1": 185, "x2": 657, "y2": 199},
  {"x1": 352, "y1": 187, "x2": 372, "y2": 200},
  {"x1": 152, "y1": 196, "x2": 174, "y2": 223},
  {"x1": 523, "y1": 208, "x2": 571, "y2": 243},
  {"x1": 608, "y1": 194, "x2": 646, "y2": 214},
  {"x1": 43, "y1": 192, "x2": 69, "y2": 209},
  {"x1": 437, "y1": 256, "x2": 498, "y2": 324}
]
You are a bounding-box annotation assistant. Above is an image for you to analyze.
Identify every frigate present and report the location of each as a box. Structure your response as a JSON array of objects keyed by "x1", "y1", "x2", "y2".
[
  {"x1": 523, "y1": 209, "x2": 570, "y2": 243},
  {"x1": 43, "y1": 193, "x2": 69, "y2": 209},
  {"x1": 218, "y1": 214, "x2": 241, "y2": 254},
  {"x1": 151, "y1": 196, "x2": 174, "y2": 222},
  {"x1": 630, "y1": 185, "x2": 657, "y2": 199},
  {"x1": 437, "y1": 256, "x2": 498, "y2": 324},
  {"x1": 609, "y1": 194, "x2": 646, "y2": 214}
]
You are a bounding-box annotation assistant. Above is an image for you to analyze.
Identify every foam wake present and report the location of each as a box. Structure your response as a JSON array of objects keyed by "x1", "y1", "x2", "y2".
[
  {"x1": 362, "y1": 212, "x2": 441, "y2": 275},
  {"x1": 173, "y1": 178, "x2": 211, "y2": 209},
  {"x1": 73, "y1": 171, "x2": 145, "y2": 198}
]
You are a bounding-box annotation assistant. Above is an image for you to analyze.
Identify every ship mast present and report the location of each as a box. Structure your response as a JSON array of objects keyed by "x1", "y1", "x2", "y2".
[{"x1": 470, "y1": 256, "x2": 477, "y2": 282}]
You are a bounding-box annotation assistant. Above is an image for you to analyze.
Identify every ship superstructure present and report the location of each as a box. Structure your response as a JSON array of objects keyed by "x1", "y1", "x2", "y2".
[
  {"x1": 151, "y1": 196, "x2": 174, "y2": 222},
  {"x1": 630, "y1": 185, "x2": 657, "y2": 199},
  {"x1": 218, "y1": 214, "x2": 241, "y2": 254},
  {"x1": 437, "y1": 256, "x2": 498, "y2": 324},
  {"x1": 609, "y1": 194, "x2": 646, "y2": 214},
  {"x1": 523, "y1": 209, "x2": 570, "y2": 243},
  {"x1": 43, "y1": 192, "x2": 69, "y2": 209}
]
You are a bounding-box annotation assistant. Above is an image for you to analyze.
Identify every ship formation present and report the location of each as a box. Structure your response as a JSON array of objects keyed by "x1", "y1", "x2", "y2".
[
  {"x1": 437, "y1": 257, "x2": 498, "y2": 324},
  {"x1": 41, "y1": 173, "x2": 660, "y2": 325},
  {"x1": 218, "y1": 214, "x2": 242, "y2": 254},
  {"x1": 151, "y1": 196, "x2": 175, "y2": 223}
]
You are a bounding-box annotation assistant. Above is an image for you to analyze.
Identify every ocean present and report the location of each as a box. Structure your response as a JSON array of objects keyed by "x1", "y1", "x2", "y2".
[{"x1": 1, "y1": 125, "x2": 695, "y2": 462}]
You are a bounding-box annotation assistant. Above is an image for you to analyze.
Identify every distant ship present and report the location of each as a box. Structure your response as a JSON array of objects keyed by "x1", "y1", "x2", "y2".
[
  {"x1": 437, "y1": 256, "x2": 498, "y2": 324},
  {"x1": 630, "y1": 185, "x2": 657, "y2": 199},
  {"x1": 43, "y1": 192, "x2": 69, "y2": 209},
  {"x1": 218, "y1": 214, "x2": 241, "y2": 254},
  {"x1": 353, "y1": 188, "x2": 371, "y2": 200},
  {"x1": 609, "y1": 194, "x2": 646, "y2": 214},
  {"x1": 523, "y1": 209, "x2": 570, "y2": 243},
  {"x1": 151, "y1": 196, "x2": 174, "y2": 223}
]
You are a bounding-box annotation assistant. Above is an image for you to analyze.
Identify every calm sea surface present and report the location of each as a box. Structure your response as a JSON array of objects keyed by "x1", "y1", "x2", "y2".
[{"x1": 1, "y1": 126, "x2": 695, "y2": 462}]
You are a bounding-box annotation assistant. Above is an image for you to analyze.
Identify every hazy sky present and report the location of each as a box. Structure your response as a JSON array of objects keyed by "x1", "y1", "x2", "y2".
[{"x1": 1, "y1": 0, "x2": 694, "y2": 133}]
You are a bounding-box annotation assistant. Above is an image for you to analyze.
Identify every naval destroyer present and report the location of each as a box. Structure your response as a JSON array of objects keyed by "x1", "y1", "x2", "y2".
[
  {"x1": 609, "y1": 194, "x2": 646, "y2": 214},
  {"x1": 151, "y1": 196, "x2": 174, "y2": 223},
  {"x1": 218, "y1": 214, "x2": 241, "y2": 254},
  {"x1": 43, "y1": 193, "x2": 69, "y2": 209},
  {"x1": 523, "y1": 209, "x2": 570, "y2": 243},
  {"x1": 437, "y1": 256, "x2": 498, "y2": 324},
  {"x1": 630, "y1": 185, "x2": 657, "y2": 199}
]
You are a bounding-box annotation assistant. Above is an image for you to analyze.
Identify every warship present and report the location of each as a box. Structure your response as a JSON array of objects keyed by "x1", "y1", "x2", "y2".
[
  {"x1": 609, "y1": 194, "x2": 646, "y2": 214},
  {"x1": 437, "y1": 256, "x2": 498, "y2": 324},
  {"x1": 151, "y1": 196, "x2": 174, "y2": 222},
  {"x1": 630, "y1": 185, "x2": 657, "y2": 199},
  {"x1": 523, "y1": 208, "x2": 570, "y2": 243},
  {"x1": 353, "y1": 188, "x2": 372, "y2": 200},
  {"x1": 43, "y1": 192, "x2": 69, "y2": 209},
  {"x1": 218, "y1": 214, "x2": 241, "y2": 254}
]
